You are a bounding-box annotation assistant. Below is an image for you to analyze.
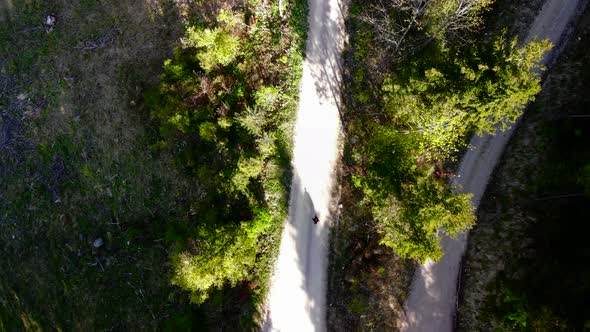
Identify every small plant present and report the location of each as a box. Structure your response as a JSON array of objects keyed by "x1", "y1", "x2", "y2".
[{"x1": 499, "y1": 288, "x2": 529, "y2": 328}]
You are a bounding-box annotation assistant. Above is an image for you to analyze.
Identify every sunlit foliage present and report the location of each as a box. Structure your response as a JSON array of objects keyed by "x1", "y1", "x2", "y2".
[
  {"x1": 383, "y1": 34, "x2": 552, "y2": 158},
  {"x1": 145, "y1": 1, "x2": 306, "y2": 304},
  {"x1": 347, "y1": 0, "x2": 550, "y2": 262}
]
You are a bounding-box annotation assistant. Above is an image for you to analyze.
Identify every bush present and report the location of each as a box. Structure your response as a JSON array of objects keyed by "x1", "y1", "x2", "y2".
[
  {"x1": 143, "y1": 1, "x2": 306, "y2": 308},
  {"x1": 182, "y1": 26, "x2": 241, "y2": 73},
  {"x1": 171, "y1": 208, "x2": 272, "y2": 304}
]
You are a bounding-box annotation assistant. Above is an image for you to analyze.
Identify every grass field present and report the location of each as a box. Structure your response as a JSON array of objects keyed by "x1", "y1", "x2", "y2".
[{"x1": 0, "y1": 1, "x2": 201, "y2": 330}]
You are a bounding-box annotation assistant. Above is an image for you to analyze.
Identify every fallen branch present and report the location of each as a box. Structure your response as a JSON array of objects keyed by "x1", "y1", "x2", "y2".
[
  {"x1": 534, "y1": 193, "x2": 585, "y2": 201},
  {"x1": 75, "y1": 24, "x2": 120, "y2": 51}
]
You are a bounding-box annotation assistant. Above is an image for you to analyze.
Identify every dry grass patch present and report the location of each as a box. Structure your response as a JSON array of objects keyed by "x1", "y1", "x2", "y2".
[{"x1": 0, "y1": 1, "x2": 206, "y2": 330}]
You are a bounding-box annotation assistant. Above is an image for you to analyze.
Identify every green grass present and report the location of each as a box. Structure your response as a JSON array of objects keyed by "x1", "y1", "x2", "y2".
[
  {"x1": 0, "y1": 0, "x2": 309, "y2": 330},
  {"x1": 0, "y1": 1, "x2": 196, "y2": 330}
]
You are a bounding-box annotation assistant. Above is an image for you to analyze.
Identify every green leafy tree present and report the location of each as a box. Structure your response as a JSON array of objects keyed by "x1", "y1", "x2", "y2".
[
  {"x1": 231, "y1": 156, "x2": 264, "y2": 193},
  {"x1": 235, "y1": 85, "x2": 286, "y2": 138},
  {"x1": 171, "y1": 208, "x2": 272, "y2": 304},
  {"x1": 182, "y1": 26, "x2": 241, "y2": 72},
  {"x1": 383, "y1": 34, "x2": 552, "y2": 158},
  {"x1": 236, "y1": 106, "x2": 266, "y2": 137},
  {"x1": 352, "y1": 126, "x2": 475, "y2": 262},
  {"x1": 376, "y1": 176, "x2": 474, "y2": 262}
]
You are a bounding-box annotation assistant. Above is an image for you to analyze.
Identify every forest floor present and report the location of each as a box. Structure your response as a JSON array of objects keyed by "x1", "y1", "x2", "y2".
[
  {"x1": 0, "y1": 2, "x2": 196, "y2": 330},
  {"x1": 457, "y1": 3, "x2": 590, "y2": 330}
]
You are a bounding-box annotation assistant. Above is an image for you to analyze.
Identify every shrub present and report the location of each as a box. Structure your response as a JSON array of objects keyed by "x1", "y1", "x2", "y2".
[
  {"x1": 182, "y1": 26, "x2": 241, "y2": 73},
  {"x1": 144, "y1": 1, "x2": 306, "y2": 307},
  {"x1": 171, "y1": 208, "x2": 272, "y2": 304}
]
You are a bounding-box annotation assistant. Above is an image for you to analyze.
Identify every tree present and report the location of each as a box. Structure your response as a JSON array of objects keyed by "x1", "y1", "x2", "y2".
[
  {"x1": 382, "y1": 34, "x2": 552, "y2": 158},
  {"x1": 377, "y1": 175, "x2": 474, "y2": 262},
  {"x1": 359, "y1": 0, "x2": 494, "y2": 57},
  {"x1": 235, "y1": 85, "x2": 286, "y2": 138},
  {"x1": 182, "y1": 26, "x2": 241, "y2": 73},
  {"x1": 171, "y1": 208, "x2": 272, "y2": 304},
  {"x1": 352, "y1": 126, "x2": 475, "y2": 262}
]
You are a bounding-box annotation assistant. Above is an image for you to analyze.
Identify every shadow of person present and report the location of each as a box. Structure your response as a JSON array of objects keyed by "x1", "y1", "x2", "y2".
[{"x1": 303, "y1": 187, "x2": 319, "y2": 225}]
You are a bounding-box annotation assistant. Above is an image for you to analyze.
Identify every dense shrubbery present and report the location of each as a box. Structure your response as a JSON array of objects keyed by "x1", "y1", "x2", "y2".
[
  {"x1": 345, "y1": 0, "x2": 550, "y2": 262},
  {"x1": 351, "y1": 126, "x2": 474, "y2": 261},
  {"x1": 145, "y1": 0, "x2": 306, "y2": 305},
  {"x1": 382, "y1": 34, "x2": 550, "y2": 158}
]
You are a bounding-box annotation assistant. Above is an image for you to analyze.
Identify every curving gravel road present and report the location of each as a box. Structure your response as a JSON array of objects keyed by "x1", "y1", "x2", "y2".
[
  {"x1": 263, "y1": 0, "x2": 346, "y2": 331},
  {"x1": 400, "y1": 0, "x2": 587, "y2": 331}
]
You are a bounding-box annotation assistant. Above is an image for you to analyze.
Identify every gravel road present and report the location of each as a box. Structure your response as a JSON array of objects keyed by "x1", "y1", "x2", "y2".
[{"x1": 264, "y1": 0, "x2": 346, "y2": 330}]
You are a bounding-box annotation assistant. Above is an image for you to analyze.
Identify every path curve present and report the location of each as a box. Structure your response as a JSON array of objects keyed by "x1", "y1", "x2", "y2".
[
  {"x1": 264, "y1": 0, "x2": 346, "y2": 330},
  {"x1": 400, "y1": 0, "x2": 587, "y2": 331}
]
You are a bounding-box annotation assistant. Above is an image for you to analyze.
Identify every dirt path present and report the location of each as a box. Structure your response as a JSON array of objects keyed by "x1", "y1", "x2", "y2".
[
  {"x1": 400, "y1": 0, "x2": 586, "y2": 331},
  {"x1": 264, "y1": 0, "x2": 346, "y2": 330}
]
